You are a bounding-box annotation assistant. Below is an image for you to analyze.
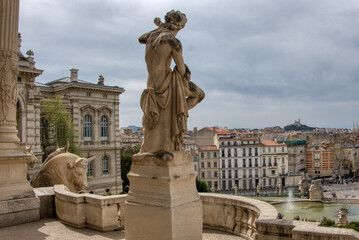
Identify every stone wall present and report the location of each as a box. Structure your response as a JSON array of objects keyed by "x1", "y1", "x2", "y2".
[{"x1": 200, "y1": 193, "x2": 278, "y2": 239}]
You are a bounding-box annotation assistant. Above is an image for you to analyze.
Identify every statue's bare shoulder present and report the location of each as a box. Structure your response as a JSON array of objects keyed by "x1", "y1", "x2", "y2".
[{"x1": 139, "y1": 29, "x2": 182, "y2": 52}]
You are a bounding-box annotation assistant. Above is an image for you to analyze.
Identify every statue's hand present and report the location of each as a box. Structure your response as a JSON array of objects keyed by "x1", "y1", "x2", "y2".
[{"x1": 184, "y1": 64, "x2": 191, "y2": 81}]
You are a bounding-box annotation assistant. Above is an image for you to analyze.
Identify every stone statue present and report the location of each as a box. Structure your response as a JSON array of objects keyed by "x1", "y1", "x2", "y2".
[
  {"x1": 298, "y1": 172, "x2": 311, "y2": 198},
  {"x1": 309, "y1": 179, "x2": 323, "y2": 201},
  {"x1": 30, "y1": 150, "x2": 95, "y2": 193},
  {"x1": 138, "y1": 10, "x2": 204, "y2": 154}
]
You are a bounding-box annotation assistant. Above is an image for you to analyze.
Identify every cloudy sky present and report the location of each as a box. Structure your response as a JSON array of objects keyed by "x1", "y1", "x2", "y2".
[{"x1": 19, "y1": 0, "x2": 359, "y2": 130}]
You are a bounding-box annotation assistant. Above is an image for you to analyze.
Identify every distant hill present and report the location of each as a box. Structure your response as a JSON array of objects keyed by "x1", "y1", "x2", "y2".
[
  {"x1": 284, "y1": 119, "x2": 315, "y2": 132},
  {"x1": 128, "y1": 125, "x2": 141, "y2": 132}
]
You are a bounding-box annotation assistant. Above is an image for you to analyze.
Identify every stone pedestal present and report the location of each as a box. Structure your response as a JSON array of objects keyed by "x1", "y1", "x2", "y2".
[{"x1": 125, "y1": 151, "x2": 202, "y2": 240}]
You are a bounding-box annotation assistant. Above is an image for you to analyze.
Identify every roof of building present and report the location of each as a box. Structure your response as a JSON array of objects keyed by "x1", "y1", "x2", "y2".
[
  {"x1": 198, "y1": 145, "x2": 218, "y2": 151},
  {"x1": 183, "y1": 140, "x2": 195, "y2": 145},
  {"x1": 260, "y1": 140, "x2": 286, "y2": 146},
  {"x1": 205, "y1": 127, "x2": 230, "y2": 135}
]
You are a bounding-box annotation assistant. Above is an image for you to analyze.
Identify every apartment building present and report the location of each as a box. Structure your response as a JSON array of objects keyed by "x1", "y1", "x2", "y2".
[
  {"x1": 261, "y1": 140, "x2": 288, "y2": 188},
  {"x1": 219, "y1": 135, "x2": 261, "y2": 190},
  {"x1": 198, "y1": 145, "x2": 220, "y2": 190}
]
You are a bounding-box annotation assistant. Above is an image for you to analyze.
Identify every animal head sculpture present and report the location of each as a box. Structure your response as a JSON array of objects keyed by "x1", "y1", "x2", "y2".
[{"x1": 30, "y1": 151, "x2": 95, "y2": 193}]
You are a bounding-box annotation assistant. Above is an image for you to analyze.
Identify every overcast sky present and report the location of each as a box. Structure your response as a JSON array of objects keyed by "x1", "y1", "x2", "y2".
[{"x1": 19, "y1": 0, "x2": 359, "y2": 130}]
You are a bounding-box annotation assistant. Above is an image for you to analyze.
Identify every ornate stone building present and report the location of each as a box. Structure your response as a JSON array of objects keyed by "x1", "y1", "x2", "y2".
[{"x1": 17, "y1": 37, "x2": 125, "y2": 195}]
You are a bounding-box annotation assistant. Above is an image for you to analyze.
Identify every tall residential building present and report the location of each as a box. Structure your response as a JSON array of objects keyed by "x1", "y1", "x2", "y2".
[
  {"x1": 198, "y1": 145, "x2": 220, "y2": 190},
  {"x1": 281, "y1": 139, "x2": 306, "y2": 186},
  {"x1": 219, "y1": 135, "x2": 261, "y2": 190},
  {"x1": 260, "y1": 140, "x2": 288, "y2": 188}
]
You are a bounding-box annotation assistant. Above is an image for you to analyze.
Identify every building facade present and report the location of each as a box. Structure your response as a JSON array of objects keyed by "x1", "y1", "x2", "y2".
[
  {"x1": 198, "y1": 145, "x2": 219, "y2": 190},
  {"x1": 260, "y1": 140, "x2": 288, "y2": 188},
  {"x1": 17, "y1": 38, "x2": 125, "y2": 195},
  {"x1": 219, "y1": 135, "x2": 261, "y2": 190}
]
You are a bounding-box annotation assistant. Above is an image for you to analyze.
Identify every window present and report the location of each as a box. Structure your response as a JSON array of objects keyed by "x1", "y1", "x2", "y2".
[
  {"x1": 282, "y1": 147, "x2": 284, "y2": 152},
  {"x1": 194, "y1": 165, "x2": 197, "y2": 171},
  {"x1": 208, "y1": 181, "x2": 212, "y2": 189},
  {"x1": 214, "y1": 171, "x2": 218, "y2": 178},
  {"x1": 221, "y1": 149, "x2": 225, "y2": 157},
  {"x1": 255, "y1": 148, "x2": 258, "y2": 156},
  {"x1": 201, "y1": 162, "x2": 204, "y2": 168},
  {"x1": 234, "y1": 148, "x2": 237, "y2": 157},
  {"x1": 263, "y1": 169, "x2": 266, "y2": 177},
  {"x1": 102, "y1": 156, "x2": 109, "y2": 174},
  {"x1": 243, "y1": 148, "x2": 246, "y2": 156},
  {"x1": 207, "y1": 152, "x2": 210, "y2": 158},
  {"x1": 234, "y1": 159, "x2": 238, "y2": 167},
  {"x1": 282, "y1": 168, "x2": 285, "y2": 175},
  {"x1": 243, "y1": 169, "x2": 247, "y2": 178},
  {"x1": 214, "y1": 152, "x2": 217, "y2": 158},
  {"x1": 263, "y1": 179, "x2": 266, "y2": 187},
  {"x1": 228, "y1": 170, "x2": 232, "y2": 178},
  {"x1": 207, "y1": 162, "x2": 211, "y2": 168},
  {"x1": 222, "y1": 181, "x2": 226, "y2": 190},
  {"x1": 40, "y1": 117, "x2": 48, "y2": 143},
  {"x1": 274, "y1": 178, "x2": 277, "y2": 185},
  {"x1": 228, "y1": 159, "x2": 232, "y2": 168},
  {"x1": 222, "y1": 160, "x2": 225, "y2": 168},
  {"x1": 222, "y1": 170, "x2": 226, "y2": 178},
  {"x1": 268, "y1": 147, "x2": 271, "y2": 153},
  {"x1": 243, "y1": 159, "x2": 246, "y2": 167},
  {"x1": 228, "y1": 180, "x2": 233, "y2": 189},
  {"x1": 269, "y1": 178, "x2": 272, "y2": 186},
  {"x1": 268, "y1": 158, "x2": 272, "y2": 166},
  {"x1": 249, "y1": 159, "x2": 252, "y2": 167},
  {"x1": 235, "y1": 170, "x2": 238, "y2": 178},
  {"x1": 100, "y1": 115, "x2": 109, "y2": 141},
  {"x1": 262, "y1": 158, "x2": 266, "y2": 166},
  {"x1": 214, "y1": 162, "x2": 217, "y2": 168},
  {"x1": 228, "y1": 149, "x2": 231, "y2": 157},
  {"x1": 207, "y1": 172, "x2": 211, "y2": 178},
  {"x1": 255, "y1": 158, "x2": 258, "y2": 167},
  {"x1": 271, "y1": 170, "x2": 275, "y2": 176},
  {"x1": 249, "y1": 148, "x2": 252, "y2": 156},
  {"x1": 83, "y1": 115, "x2": 92, "y2": 141},
  {"x1": 17, "y1": 77, "x2": 22, "y2": 82},
  {"x1": 201, "y1": 152, "x2": 204, "y2": 158},
  {"x1": 274, "y1": 147, "x2": 276, "y2": 153},
  {"x1": 88, "y1": 162, "x2": 93, "y2": 176},
  {"x1": 201, "y1": 172, "x2": 205, "y2": 178},
  {"x1": 274, "y1": 158, "x2": 277, "y2": 166}
]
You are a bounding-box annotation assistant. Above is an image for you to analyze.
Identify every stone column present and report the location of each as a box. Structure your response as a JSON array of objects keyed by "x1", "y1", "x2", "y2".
[{"x1": 0, "y1": 0, "x2": 40, "y2": 227}]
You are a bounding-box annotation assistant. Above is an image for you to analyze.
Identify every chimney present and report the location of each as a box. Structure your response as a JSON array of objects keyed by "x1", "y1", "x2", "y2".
[
  {"x1": 70, "y1": 68, "x2": 79, "y2": 81},
  {"x1": 98, "y1": 74, "x2": 104, "y2": 85}
]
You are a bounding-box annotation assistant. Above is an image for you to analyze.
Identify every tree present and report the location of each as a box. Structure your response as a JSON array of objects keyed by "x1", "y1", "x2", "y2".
[
  {"x1": 196, "y1": 178, "x2": 210, "y2": 192},
  {"x1": 40, "y1": 95, "x2": 81, "y2": 159},
  {"x1": 120, "y1": 146, "x2": 140, "y2": 192}
]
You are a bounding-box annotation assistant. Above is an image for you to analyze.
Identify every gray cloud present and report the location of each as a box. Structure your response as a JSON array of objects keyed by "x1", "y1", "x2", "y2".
[{"x1": 19, "y1": 0, "x2": 359, "y2": 129}]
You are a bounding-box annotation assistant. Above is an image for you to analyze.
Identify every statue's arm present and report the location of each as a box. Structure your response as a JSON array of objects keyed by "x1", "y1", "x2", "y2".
[{"x1": 171, "y1": 38, "x2": 186, "y2": 76}]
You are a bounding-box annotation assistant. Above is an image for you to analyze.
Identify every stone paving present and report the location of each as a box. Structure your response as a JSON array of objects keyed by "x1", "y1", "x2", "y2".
[{"x1": 0, "y1": 218, "x2": 243, "y2": 240}]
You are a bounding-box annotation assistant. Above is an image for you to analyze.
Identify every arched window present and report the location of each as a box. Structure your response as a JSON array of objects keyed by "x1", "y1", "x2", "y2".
[
  {"x1": 100, "y1": 115, "x2": 108, "y2": 141},
  {"x1": 83, "y1": 115, "x2": 92, "y2": 141},
  {"x1": 102, "y1": 156, "x2": 109, "y2": 174}
]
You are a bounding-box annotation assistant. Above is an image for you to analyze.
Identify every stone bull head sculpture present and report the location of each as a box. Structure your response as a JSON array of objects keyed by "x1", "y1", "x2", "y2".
[{"x1": 30, "y1": 152, "x2": 95, "y2": 193}]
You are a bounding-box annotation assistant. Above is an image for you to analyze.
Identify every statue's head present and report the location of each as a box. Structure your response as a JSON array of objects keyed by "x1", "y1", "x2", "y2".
[{"x1": 154, "y1": 10, "x2": 187, "y2": 31}]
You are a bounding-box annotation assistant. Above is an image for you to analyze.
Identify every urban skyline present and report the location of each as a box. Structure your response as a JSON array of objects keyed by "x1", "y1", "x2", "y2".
[{"x1": 18, "y1": 0, "x2": 359, "y2": 129}]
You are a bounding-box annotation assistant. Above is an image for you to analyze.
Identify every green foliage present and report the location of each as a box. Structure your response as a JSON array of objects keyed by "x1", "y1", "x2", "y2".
[
  {"x1": 196, "y1": 178, "x2": 210, "y2": 192},
  {"x1": 342, "y1": 222, "x2": 359, "y2": 232},
  {"x1": 320, "y1": 217, "x2": 336, "y2": 227},
  {"x1": 40, "y1": 95, "x2": 81, "y2": 159},
  {"x1": 120, "y1": 146, "x2": 140, "y2": 192}
]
